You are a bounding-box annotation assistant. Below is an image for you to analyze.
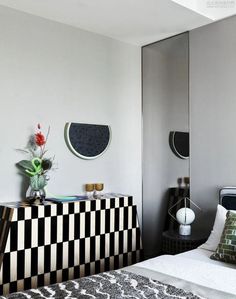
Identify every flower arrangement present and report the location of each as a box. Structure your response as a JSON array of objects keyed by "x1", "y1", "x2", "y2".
[{"x1": 16, "y1": 124, "x2": 54, "y2": 202}]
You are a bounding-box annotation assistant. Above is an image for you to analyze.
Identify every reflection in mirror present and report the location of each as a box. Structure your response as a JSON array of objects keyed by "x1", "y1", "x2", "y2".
[
  {"x1": 169, "y1": 131, "x2": 189, "y2": 159},
  {"x1": 142, "y1": 32, "x2": 189, "y2": 258}
]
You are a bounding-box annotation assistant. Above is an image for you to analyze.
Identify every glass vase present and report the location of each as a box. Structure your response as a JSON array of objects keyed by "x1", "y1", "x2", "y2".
[{"x1": 26, "y1": 186, "x2": 46, "y2": 204}]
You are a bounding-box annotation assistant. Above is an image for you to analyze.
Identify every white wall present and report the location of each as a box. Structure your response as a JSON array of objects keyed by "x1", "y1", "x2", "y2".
[
  {"x1": 142, "y1": 33, "x2": 189, "y2": 256},
  {"x1": 190, "y1": 15, "x2": 236, "y2": 230},
  {"x1": 0, "y1": 6, "x2": 142, "y2": 219}
]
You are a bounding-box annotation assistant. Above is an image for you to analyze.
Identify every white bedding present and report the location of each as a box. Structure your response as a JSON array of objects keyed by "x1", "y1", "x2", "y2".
[
  {"x1": 179, "y1": 248, "x2": 236, "y2": 269},
  {"x1": 126, "y1": 248, "x2": 236, "y2": 299}
]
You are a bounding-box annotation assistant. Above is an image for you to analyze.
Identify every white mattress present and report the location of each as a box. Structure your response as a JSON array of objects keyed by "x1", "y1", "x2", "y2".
[{"x1": 178, "y1": 248, "x2": 236, "y2": 269}]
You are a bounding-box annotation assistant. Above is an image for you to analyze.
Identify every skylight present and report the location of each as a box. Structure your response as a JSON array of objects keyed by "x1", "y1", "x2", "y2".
[{"x1": 171, "y1": 0, "x2": 236, "y2": 20}]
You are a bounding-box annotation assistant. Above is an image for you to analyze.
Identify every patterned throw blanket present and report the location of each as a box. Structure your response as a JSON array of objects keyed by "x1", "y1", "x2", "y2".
[{"x1": 2, "y1": 270, "x2": 204, "y2": 299}]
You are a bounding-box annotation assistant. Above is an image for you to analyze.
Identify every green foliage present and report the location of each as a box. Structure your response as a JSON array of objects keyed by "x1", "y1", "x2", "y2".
[
  {"x1": 25, "y1": 158, "x2": 43, "y2": 176},
  {"x1": 16, "y1": 160, "x2": 34, "y2": 177},
  {"x1": 17, "y1": 160, "x2": 34, "y2": 170}
]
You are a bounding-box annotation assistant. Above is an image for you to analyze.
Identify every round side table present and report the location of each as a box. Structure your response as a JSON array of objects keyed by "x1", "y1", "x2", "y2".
[{"x1": 162, "y1": 230, "x2": 208, "y2": 255}]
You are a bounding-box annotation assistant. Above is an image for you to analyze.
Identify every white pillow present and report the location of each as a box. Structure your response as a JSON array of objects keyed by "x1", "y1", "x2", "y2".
[{"x1": 199, "y1": 204, "x2": 227, "y2": 251}]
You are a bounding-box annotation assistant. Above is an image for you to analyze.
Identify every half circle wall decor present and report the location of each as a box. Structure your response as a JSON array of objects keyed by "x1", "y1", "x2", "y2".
[
  {"x1": 65, "y1": 122, "x2": 111, "y2": 159},
  {"x1": 169, "y1": 131, "x2": 189, "y2": 159}
]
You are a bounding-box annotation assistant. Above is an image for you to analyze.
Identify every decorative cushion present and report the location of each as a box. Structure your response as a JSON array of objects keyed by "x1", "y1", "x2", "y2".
[
  {"x1": 199, "y1": 204, "x2": 227, "y2": 251},
  {"x1": 211, "y1": 211, "x2": 236, "y2": 264}
]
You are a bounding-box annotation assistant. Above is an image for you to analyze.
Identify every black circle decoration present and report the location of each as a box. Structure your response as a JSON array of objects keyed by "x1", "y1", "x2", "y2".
[
  {"x1": 169, "y1": 131, "x2": 189, "y2": 159},
  {"x1": 65, "y1": 123, "x2": 111, "y2": 159}
]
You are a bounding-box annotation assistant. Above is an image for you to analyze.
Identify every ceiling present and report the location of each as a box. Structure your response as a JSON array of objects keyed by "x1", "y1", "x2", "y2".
[
  {"x1": 0, "y1": 0, "x2": 231, "y2": 45},
  {"x1": 172, "y1": 0, "x2": 236, "y2": 20}
]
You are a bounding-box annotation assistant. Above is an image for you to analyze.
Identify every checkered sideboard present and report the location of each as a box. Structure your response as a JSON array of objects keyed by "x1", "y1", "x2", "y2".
[{"x1": 0, "y1": 196, "x2": 143, "y2": 296}]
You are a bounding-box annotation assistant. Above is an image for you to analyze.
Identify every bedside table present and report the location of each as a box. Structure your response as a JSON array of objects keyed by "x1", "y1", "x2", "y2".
[{"x1": 162, "y1": 230, "x2": 208, "y2": 255}]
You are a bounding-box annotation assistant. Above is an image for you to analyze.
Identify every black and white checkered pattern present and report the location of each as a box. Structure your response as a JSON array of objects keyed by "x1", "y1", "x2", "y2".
[{"x1": 0, "y1": 197, "x2": 143, "y2": 296}]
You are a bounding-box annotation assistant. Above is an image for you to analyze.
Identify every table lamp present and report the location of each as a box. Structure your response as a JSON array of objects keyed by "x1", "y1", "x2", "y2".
[{"x1": 168, "y1": 197, "x2": 201, "y2": 236}]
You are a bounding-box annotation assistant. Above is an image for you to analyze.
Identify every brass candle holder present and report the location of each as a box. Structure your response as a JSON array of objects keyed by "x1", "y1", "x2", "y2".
[
  {"x1": 85, "y1": 183, "x2": 104, "y2": 199},
  {"x1": 85, "y1": 184, "x2": 95, "y2": 192},
  {"x1": 95, "y1": 183, "x2": 104, "y2": 192},
  {"x1": 85, "y1": 184, "x2": 95, "y2": 199},
  {"x1": 184, "y1": 177, "x2": 190, "y2": 187},
  {"x1": 94, "y1": 183, "x2": 104, "y2": 199}
]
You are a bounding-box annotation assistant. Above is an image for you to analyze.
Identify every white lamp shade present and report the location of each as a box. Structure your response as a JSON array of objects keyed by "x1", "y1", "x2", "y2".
[{"x1": 176, "y1": 208, "x2": 195, "y2": 225}]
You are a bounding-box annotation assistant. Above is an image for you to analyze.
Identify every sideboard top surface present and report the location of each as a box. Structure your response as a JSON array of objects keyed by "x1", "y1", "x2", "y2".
[{"x1": 0, "y1": 194, "x2": 132, "y2": 209}]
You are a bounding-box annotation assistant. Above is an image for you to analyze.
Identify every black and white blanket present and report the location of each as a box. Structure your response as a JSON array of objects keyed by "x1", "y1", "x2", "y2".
[{"x1": 1, "y1": 270, "x2": 203, "y2": 299}]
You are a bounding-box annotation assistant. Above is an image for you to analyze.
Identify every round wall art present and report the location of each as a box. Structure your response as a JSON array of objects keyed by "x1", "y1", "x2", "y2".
[{"x1": 65, "y1": 122, "x2": 111, "y2": 159}]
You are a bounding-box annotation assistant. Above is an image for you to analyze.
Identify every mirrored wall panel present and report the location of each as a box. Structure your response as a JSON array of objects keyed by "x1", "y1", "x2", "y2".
[{"x1": 142, "y1": 32, "x2": 189, "y2": 257}]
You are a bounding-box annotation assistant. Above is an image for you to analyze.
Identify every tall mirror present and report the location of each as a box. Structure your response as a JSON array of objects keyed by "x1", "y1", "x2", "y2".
[{"x1": 142, "y1": 32, "x2": 189, "y2": 258}]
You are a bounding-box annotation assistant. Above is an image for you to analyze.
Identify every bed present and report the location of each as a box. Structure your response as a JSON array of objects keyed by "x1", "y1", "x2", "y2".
[
  {"x1": 2, "y1": 188, "x2": 236, "y2": 299},
  {"x1": 127, "y1": 248, "x2": 236, "y2": 298}
]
